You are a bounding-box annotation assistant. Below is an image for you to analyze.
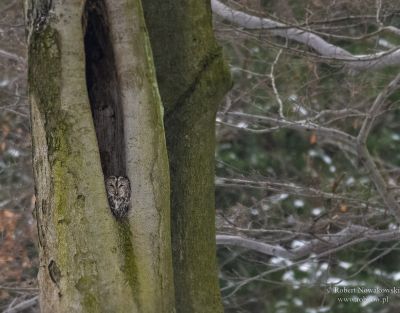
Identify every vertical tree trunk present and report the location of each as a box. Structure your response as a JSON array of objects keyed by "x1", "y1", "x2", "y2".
[
  {"x1": 142, "y1": 1, "x2": 232, "y2": 312},
  {"x1": 25, "y1": 0, "x2": 174, "y2": 312}
]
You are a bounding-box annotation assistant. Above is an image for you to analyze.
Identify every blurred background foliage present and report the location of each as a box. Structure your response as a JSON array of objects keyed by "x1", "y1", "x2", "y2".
[
  {"x1": 0, "y1": 0, "x2": 38, "y2": 311},
  {"x1": 215, "y1": 0, "x2": 400, "y2": 312}
]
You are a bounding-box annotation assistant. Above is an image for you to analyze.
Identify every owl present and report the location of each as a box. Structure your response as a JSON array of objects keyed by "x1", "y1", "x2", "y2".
[{"x1": 105, "y1": 176, "x2": 131, "y2": 219}]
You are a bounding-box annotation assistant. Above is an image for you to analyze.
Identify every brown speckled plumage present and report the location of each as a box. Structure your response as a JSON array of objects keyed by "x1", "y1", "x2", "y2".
[{"x1": 105, "y1": 176, "x2": 131, "y2": 219}]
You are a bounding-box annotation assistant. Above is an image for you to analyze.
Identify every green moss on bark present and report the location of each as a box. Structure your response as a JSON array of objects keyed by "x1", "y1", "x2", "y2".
[
  {"x1": 28, "y1": 1, "x2": 176, "y2": 311},
  {"x1": 166, "y1": 53, "x2": 231, "y2": 313},
  {"x1": 143, "y1": 0, "x2": 224, "y2": 113},
  {"x1": 143, "y1": 1, "x2": 232, "y2": 312},
  {"x1": 28, "y1": 26, "x2": 61, "y2": 134},
  {"x1": 118, "y1": 220, "x2": 139, "y2": 303},
  {"x1": 28, "y1": 22, "x2": 138, "y2": 312}
]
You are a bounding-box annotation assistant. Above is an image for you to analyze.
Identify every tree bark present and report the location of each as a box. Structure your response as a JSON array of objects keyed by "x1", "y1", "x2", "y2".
[
  {"x1": 142, "y1": 1, "x2": 232, "y2": 312},
  {"x1": 25, "y1": 0, "x2": 174, "y2": 312}
]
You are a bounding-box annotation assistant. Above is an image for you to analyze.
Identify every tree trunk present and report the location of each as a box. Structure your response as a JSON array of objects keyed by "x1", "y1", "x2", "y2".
[
  {"x1": 142, "y1": 1, "x2": 232, "y2": 312},
  {"x1": 25, "y1": 0, "x2": 174, "y2": 312}
]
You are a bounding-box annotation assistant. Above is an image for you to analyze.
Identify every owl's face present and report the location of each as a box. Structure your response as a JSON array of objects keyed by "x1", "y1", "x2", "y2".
[{"x1": 105, "y1": 176, "x2": 130, "y2": 196}]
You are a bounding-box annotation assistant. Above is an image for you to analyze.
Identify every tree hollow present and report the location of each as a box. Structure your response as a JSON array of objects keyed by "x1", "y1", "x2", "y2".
[{"x1": 83, "y1": 0, "x2": 126, "y2": 177}]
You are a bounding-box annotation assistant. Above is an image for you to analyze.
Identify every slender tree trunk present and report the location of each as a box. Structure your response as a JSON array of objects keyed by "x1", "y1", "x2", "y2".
[
  {"x1": 142, "y1": 1, "x2": 232, "y2": 312},
  {"x1": 25, "y1": 0, "x2": 174, "y2": 312}
]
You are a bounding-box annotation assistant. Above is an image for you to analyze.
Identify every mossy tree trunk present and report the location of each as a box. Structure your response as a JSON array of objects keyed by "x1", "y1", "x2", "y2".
[
  {"x1": 26, "y1": 0, "x2": 230, "y2": 311},
  {"x1": 142, "y1": 1, "x2": 232, "y2": 313},
  {"x1": 25, "y1": 0, "x2": 174, "y2": 312}
]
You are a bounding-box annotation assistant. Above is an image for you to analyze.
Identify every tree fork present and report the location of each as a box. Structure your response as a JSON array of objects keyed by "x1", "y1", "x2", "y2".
[{"x1": 25, "y1": 0, "x2": 174, "y2": 312}]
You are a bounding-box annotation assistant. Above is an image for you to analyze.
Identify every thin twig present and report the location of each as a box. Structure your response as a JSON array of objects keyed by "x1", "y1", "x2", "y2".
[
  {"x1": 270, "y1": 49, "x2": 284, "y2": 118},
  {"x1": 3, "y1": 296, "x2": 39, "y2": 313},
  {"x1": 376, "y1": 0, "x2": 383, "y2": 26},
  {"x1": 347, "y1": 242, "x2": 399, "y2": 279},
  {"x1": 0, "y1": 286, "x2": 38, "y2": 292},
  {"x1": 358, "y1": 73, "x2": 400, "y2": 145},
  {"x1": 0, "y1": 48, "x2": 25, "y2": 64}
]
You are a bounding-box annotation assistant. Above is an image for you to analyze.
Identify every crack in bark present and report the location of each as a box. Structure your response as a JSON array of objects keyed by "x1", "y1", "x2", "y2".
[{"x1": 166, "y1": 48, "x2": 225, "y2": 118}]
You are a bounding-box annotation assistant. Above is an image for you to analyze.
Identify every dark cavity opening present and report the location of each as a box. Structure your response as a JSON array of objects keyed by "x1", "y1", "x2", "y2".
[{"x1": 83, "y1": 0, "x2": 126, "y2": 177}]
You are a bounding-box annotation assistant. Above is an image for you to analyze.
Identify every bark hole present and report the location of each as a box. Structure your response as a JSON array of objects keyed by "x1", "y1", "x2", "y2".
[
  {"x1": 83, "y1": 0, "x2": 126, "y2": 177},
  {"x1": 48, "y1": 260, "x2": 61, "y2": 286}
]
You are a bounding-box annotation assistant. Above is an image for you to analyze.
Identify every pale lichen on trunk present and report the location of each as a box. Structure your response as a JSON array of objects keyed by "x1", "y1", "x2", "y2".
[{"x1": 26, "y1": 0, "x2": 175, "y2": 312}]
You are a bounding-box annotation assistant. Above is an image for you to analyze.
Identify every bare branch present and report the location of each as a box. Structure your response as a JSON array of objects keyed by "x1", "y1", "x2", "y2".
[
  {"x1": 357, "y1": 145, "x2": 400, "y2": 222},
  {"x1": 386, "y1": 26, "x2": 400, "y2": 37},
  {"x1": 217, "y1": 225, "x2": 400, "y2": 260},
  {"x1": 3, "y1": 296, "x2": 39, "y2": 313},
  {"x1": 347, "y1": 242, "x2": 399, "y2": 279},
  {"x1": 354, "y1": 74, "x2": 400, "y2": 222},
  {"x1": 358, "y1": 73, "x2": 400, "y2": 145},
  {"x1": 217, "y1": 235, "x2": 294, "y2": 259},
  {"x1": 215, "y1": 177, "x2": 369, "y2": 204},
  {"x1": 0, "y1": 286, "x2": 38, "y2": 292},
  {"x1": 219, "y1": 227, "x2": 400, "y2": 297},
  {"x1": 376, "y1": 0, "x2": 383, "y2": 26},
  {"x1": 217, "y1": 120, "x2": 281, "y2": 133},
  {"x1": 0, "y1": 48, "x2": 25, "y2": 64},
  {"x1": 312, "y1": 108, "x2": 365, "y2": 122},
  {"x1": 223, "y1": 112, "x2": 357, "y2": 151},
  {"x1": 211, "y1": 0, "x2": 400, "y2": 70}
]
